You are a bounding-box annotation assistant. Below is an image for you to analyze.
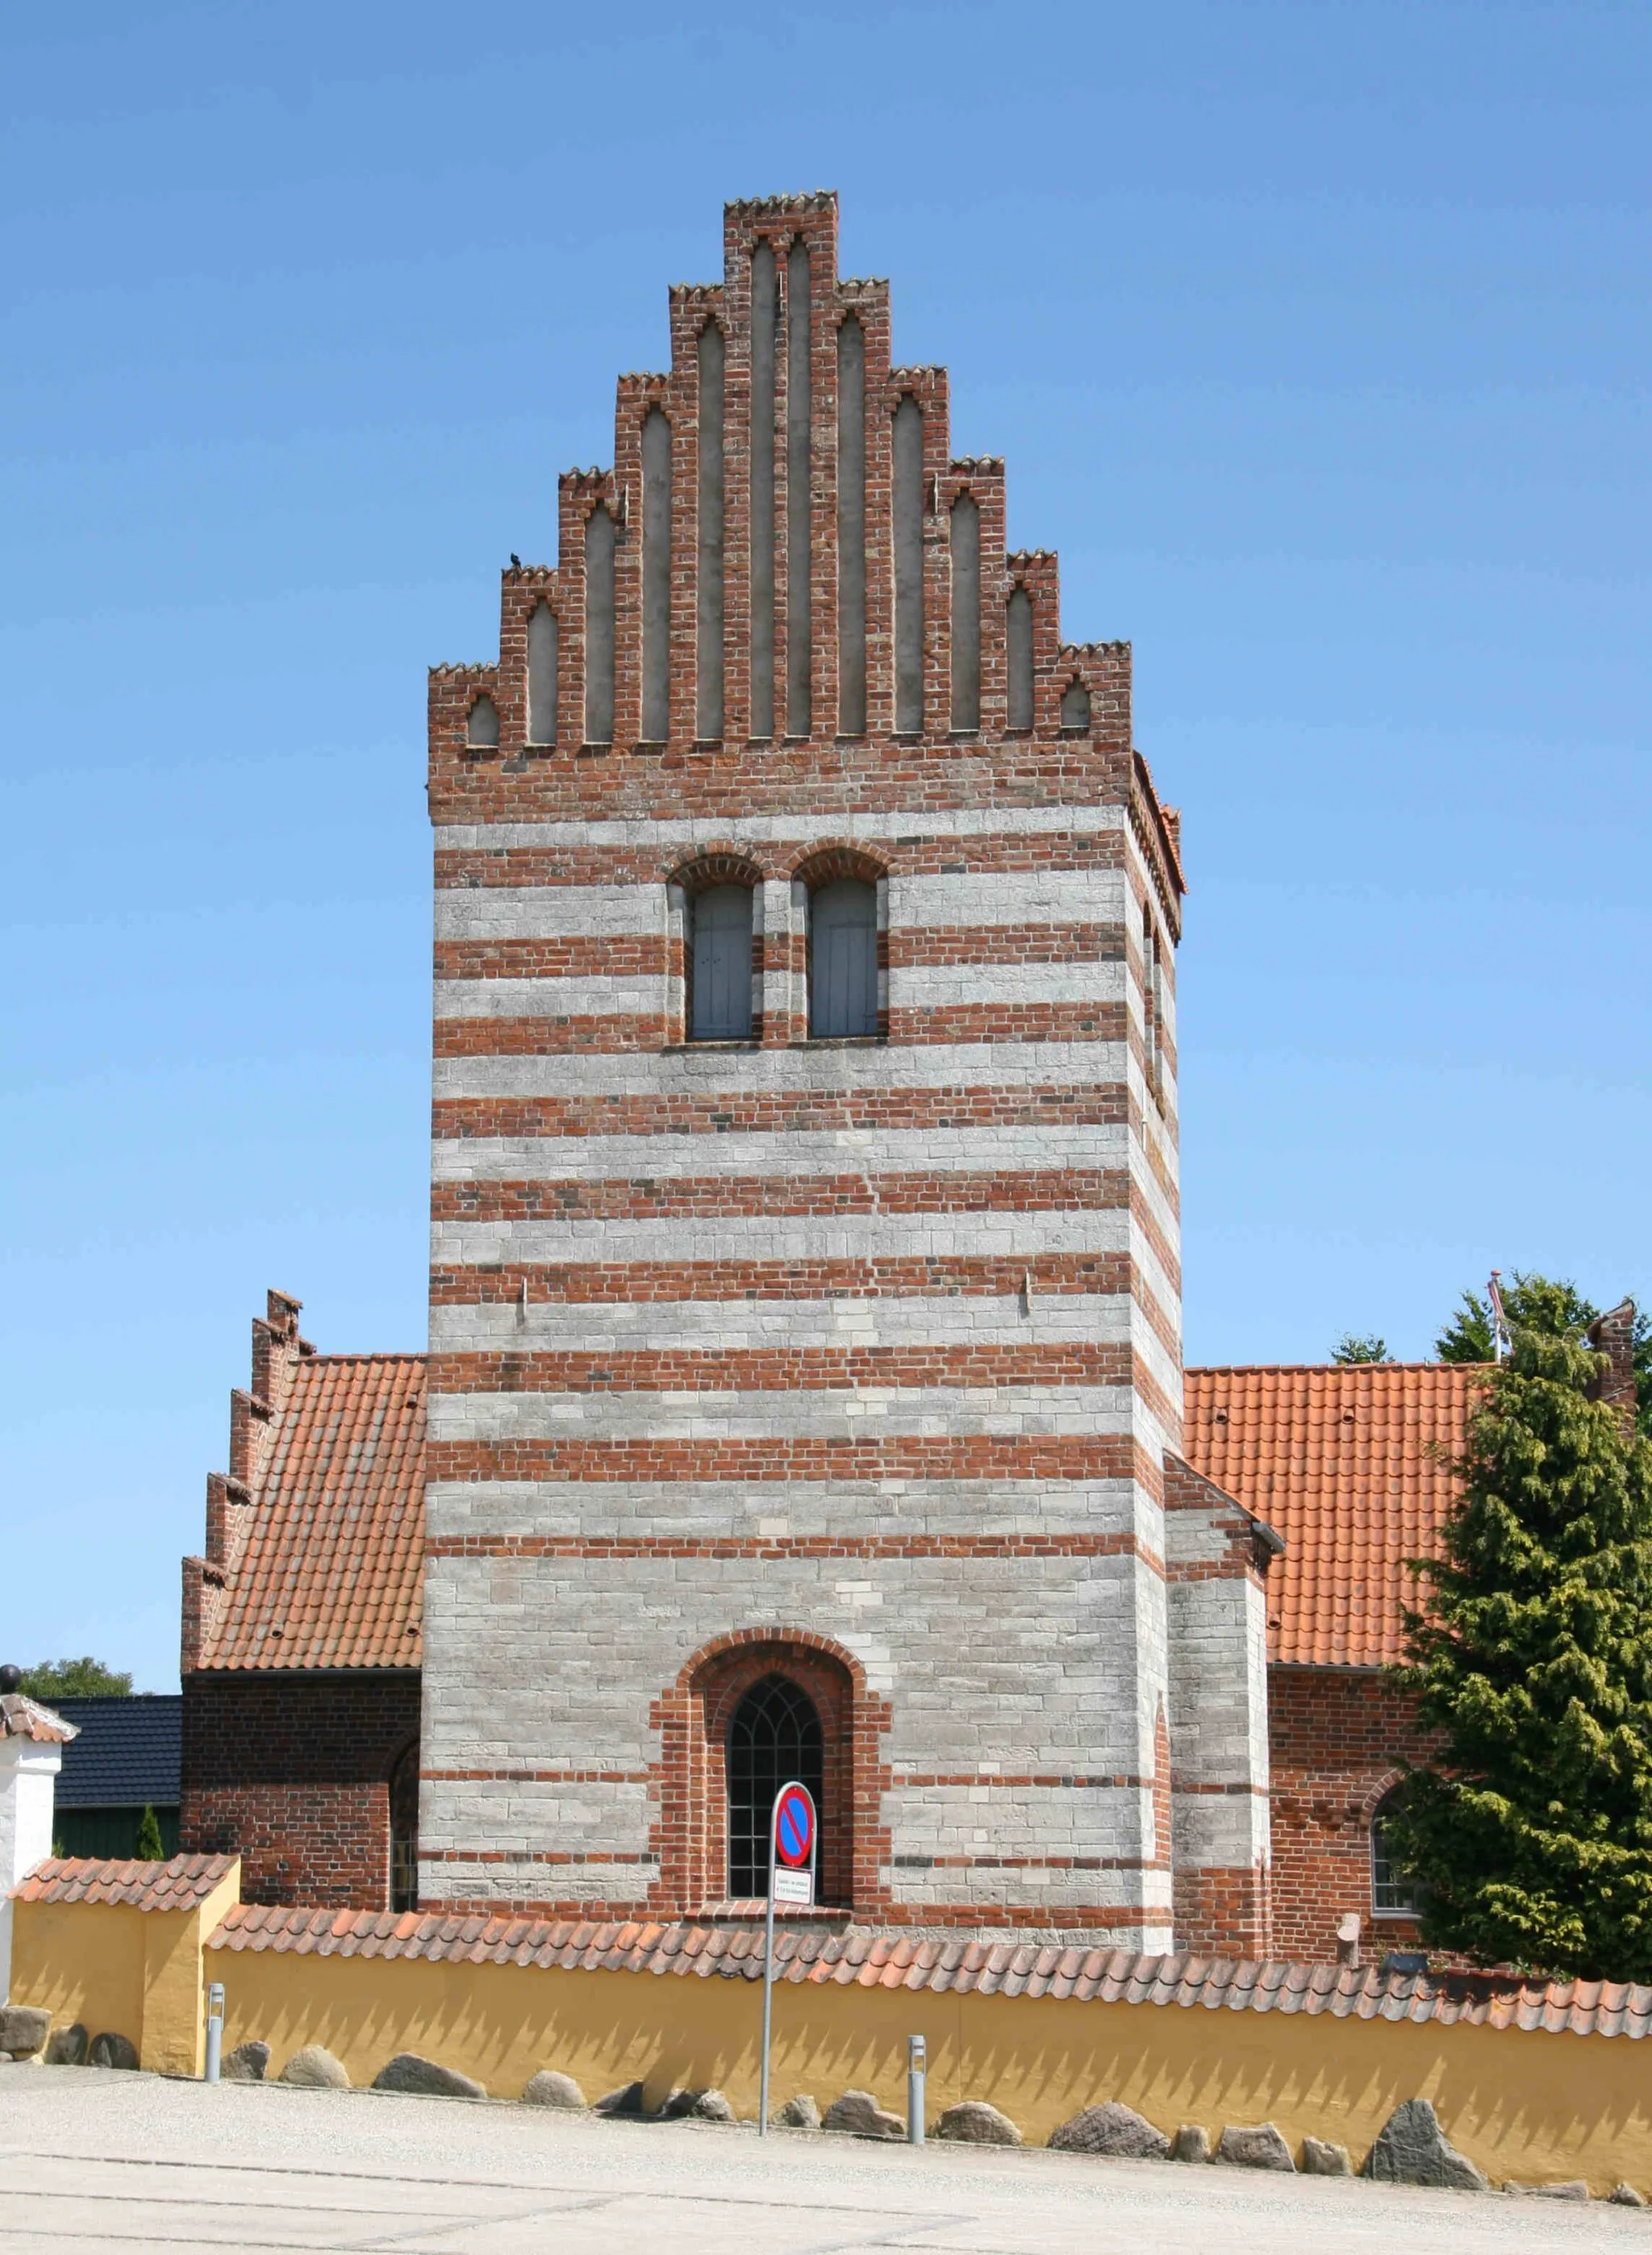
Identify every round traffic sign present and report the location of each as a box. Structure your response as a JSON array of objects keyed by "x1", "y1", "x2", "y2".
[{"x1": 774, "y1": 1783, "x2": 816, "y2": 1869}]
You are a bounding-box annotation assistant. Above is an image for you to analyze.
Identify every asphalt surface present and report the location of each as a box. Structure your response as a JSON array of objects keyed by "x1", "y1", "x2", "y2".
[{"x1": 0, "y1": 2060, "x2": 1637, "y2": 2253}]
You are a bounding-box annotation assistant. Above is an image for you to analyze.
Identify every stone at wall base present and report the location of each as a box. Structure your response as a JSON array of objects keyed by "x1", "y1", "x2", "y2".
[
  {"x1": 44, "y1": 2023, "x2": 89, "y2": 2066},
  {"x1": 223, "y1": 2041, "x2": 270, "y2": 2082},
  {"x1": 824, "y1": 2090, "x2": 905, "y2": 2139},
  {"x1": 522, "y1": 2069, "x2": 586, "y2": 2109},
  {"x1": 690, "y1": 2090, "x2": 735, "y2": 2122},
  {"x1": 1610, "y1": 2184, "x2": 1647, "y2": 2207},
  {"x1": 1217, "y1": 2123, "x2": 1295, "y2": 2172},
  {"x1": 373, "y1": 2053, "x2": 487, "y2": 2100},
  {"x1": 0, "y1": 2006, "x2": 50, "y2": 2056},
  {"x1": 1170, "y1": 2124, "x2": 1212, "y2": 2163},
  {"x1": 1049, "y1": 2101, "x2": 1170, "y2": 2160},
  {"x1": 935, "y1": 2101, "x2": 1021, "y2": 2146},
  {"x1": 1362, "y1": 2098, "x2": 1487, "y2": 2192},
  {"x1": 280, "y1": 2045, "x2": 350, "y2": 2090},
  {"x1": 1505, "y1": 2180, "x2": 1588, "y2": 2201},
  {"x1": 1302, "y1": 2136, "x2": 1353, "y2": 2177},
  {"x1": 89, "y1": 2032, "x2": 140, "y2": 2071},
  {"x1": 774, "y1": 2093, "x2": 821, "y2": 2129},
  {"x1": 594, "y1": 2081, "x2": 648, "y2": 2116}
]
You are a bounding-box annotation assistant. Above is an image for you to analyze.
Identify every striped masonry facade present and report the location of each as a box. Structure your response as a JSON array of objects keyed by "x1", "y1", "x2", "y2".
[{"x1": 417, "y1": 195, "x2": 1259, "y2": 1952}]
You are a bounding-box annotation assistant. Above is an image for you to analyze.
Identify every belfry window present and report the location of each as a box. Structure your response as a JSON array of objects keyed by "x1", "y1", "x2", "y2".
[
  {"x1": 809, "y1": 878, "x2": 877, "y2": 1038},
  {"x1": 1370, "y1": 1788, "x2": 1419, "y2": 1915},
  {"x1": 689, "y1": 883, "x2": 753, "y2": 1041},
  {"x1": 727, "y1": 1674, "x2": 824, "y2": 1898}
]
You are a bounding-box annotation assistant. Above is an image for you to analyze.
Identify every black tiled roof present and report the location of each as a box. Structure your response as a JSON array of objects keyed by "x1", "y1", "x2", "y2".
[{"x1": 51, "y1": 1696, "x2": 181, "y2": 1809}]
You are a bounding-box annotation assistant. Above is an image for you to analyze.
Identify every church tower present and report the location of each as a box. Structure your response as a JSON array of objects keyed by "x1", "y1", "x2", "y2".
[{"x1": 420, "y1": 195, "x2": 1238, "y2": 1949}]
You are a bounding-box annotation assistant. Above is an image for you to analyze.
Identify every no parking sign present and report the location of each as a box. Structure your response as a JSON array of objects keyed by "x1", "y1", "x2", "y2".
[{"x1": 758, "y1": 1778, "x2": 818, "y2": 2131}]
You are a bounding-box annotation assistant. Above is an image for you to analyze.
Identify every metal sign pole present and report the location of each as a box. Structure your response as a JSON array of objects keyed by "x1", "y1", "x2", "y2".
[{"x1": 758, "y1": 1785, "x2": 778, "y2": 2139}]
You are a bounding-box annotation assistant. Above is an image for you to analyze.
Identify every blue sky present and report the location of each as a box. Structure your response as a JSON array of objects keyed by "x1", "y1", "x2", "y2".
[{"x1": 2, "y1": 1, "x2": 1647, "y2": 1689}]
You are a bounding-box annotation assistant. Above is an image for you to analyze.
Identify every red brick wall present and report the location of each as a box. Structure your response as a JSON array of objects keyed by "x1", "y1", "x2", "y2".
[
  {"x1": 1267, "y1": 1664, "x2": 1435, "y2": 1961},
  {"x1": 181, "y1": 1669, "x2": 421, "y2": 1909}
]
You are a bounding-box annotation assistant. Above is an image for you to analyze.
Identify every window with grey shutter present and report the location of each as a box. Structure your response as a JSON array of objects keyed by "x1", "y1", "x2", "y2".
[
  {"x1": 809, "y1": 879, "x2": 877, "y2": 1038},
  {"x1": 690, "y1": 884, "x2": 753, "y2": 1040}
]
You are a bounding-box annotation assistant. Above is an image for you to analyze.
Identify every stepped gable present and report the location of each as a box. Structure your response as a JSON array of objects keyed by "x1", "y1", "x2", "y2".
[
  {"x1": 1183, "y1": 1363, "x2": 1486, "y2": 1668},
  {"x1": 181, "y1": 1291, "x2": 425, "y2": 1674},
  {"x1": 426, "y1": 188, "x2": 1180, "y2": 909}
]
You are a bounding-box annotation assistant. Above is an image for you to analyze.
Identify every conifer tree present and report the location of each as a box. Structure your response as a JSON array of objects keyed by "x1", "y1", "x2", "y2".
[
  {"x1": 1387, "y1": 1313, "x2": 1652, "y2": 1977},
  {"x1": 135, "y1": 1806, "x2": 165, "y2": 1861}
]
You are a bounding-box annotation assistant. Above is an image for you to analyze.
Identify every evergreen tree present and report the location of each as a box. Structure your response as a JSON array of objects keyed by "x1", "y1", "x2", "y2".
[
  {"x1": 19, "y1": 1656, "x2": 132, "y2": 1698},
  {"x1": 1333, "y1": 1333, "x2": 1392, "y2": 1364},
  {"x1": 1437, "y1": 1272, "x2": 1652, "y2": 1436},
  {"x1": 1386, "y1": 1313, "x2": 1652, "y2": 1977},
  {"x1": 135, "y1": 1806, "x2": 165, "y2": 1861}
]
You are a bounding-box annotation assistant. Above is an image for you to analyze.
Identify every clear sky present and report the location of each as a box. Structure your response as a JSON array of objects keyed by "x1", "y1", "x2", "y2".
[{"x1": 3, "y1": 2, "x2": 1647, "y2": 1690}]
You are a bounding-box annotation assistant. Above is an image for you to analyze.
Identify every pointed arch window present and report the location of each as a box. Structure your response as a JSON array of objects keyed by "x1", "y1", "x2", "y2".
[
  {"x1": 1371, "y1": 1787, "x2": 1419, "y2": 1915},
  {"x1": 727, "y1": 1674, "x2": 824, "y2": 1898}
]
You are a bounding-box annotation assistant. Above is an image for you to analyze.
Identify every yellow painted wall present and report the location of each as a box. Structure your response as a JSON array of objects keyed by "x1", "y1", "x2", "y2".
[
  {"x1": 16, "y1": 1885, "x2": 1652, "y2": 2195},
  {"x1": 209, "y1": 1942, "x2": 1652, "y2": 2198},
  {"x1": 10, "y1": 1863, "x2": 240, "y2": 2077}
]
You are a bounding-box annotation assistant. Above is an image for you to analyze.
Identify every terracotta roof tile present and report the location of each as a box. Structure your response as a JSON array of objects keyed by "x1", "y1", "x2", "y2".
[
  {"x1": 1183, "y1": 1362, "x2": 1485, "y2": 1667},
  {"x1": 201, "y1": 1354, "x2": 425, "y2": 1672},
  {"x1": 15, "y1": 1853, "x2": 236, "y2": 1910},
  {"x1": 0, "y1": 1693, "x2": 80, "y2": 1745},
  {"x1": 203, "y1": 1907, "x2": 1652, "y2": 2036}
]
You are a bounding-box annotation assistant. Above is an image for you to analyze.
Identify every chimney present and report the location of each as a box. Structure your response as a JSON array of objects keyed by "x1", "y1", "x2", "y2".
[{"x1": 1586, "y1": 1299, "x2": 1638, "y2": 1439}]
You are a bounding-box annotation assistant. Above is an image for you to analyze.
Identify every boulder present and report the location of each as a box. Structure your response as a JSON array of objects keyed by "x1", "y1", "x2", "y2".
[
  {"x1": 656, "y1": 2086, "x2": 701, "y2": 2119},
  {"x1": 88, "y1": 2032, "x2": 140, "y2": 2071},
  {"x1": 0, "y1": 2006, "x2": 50, "y2": 2057},
  {"x1": 280, "y1": 2044, "x2": 350, "y2": 2090},
  {"x1": 691, "y1": 2090, "x2": 735, "y2": 2123},
  {"x1": 1362, "y1": 2098, "x2": 1487, "y2": 2191},
  {"x1": 1302, "y1": 2136, "x2": 1353, "y2": 2177},
  {"x1": 935, "y1": 2101, "x2": 1022, "y2": 2146},
  {"x1": 774, "y1": 2093, "x2": 821, "y2": 2130},
  {"x1": 594, "y1": 2080, "x2": 648, "y2": 2116},
  {"x1": 823, "y1": 2089, "x2": 906, "y2": 2139},
  {"x1": 1049, "y1": 2100, "x2": 1170, "y2": 2160},
  {"x1": 223, "y1": 2040, "x2": 270, "y2": 2083},
  {"x1": 372, "y1": 2052, "x2": 487, "y2": 2100},
  {"x1": 522, "y1": 2069, "x2": 586, "y2": 2110},
  {"x1": 1611, "y1": 2185, "x2": 1647, "y2": 2207},
  {"x1": 1217, "y1": 2123, "x2": 1295, "y2": 2172},
  {"x1": 1505, "y1": 2180, "x2": 1588, "y2": 2201},
  {"x1": 1170, "y1": 2123, "x2": 1212, "y2": 2163},
  {"x1": 44, "y1": 2023, "x2": 88, "y2": 2066}
]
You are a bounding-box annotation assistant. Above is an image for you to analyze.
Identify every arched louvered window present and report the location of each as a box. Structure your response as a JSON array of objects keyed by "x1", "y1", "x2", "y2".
[
  {"x1": 727, "y1": 1674, "x2": 824, "y2": 1898},
  {"x1": 809, "y1": 878, "x2": 877, "y2": 1038},
  {"x1": 689, "y1": 883, "x2": 753, "y2": 1041}
]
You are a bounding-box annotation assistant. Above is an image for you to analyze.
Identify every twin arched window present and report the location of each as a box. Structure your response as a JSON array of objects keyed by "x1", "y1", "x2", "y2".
[{"x1": 684, "y1": 870, "x2": 878, "y2": 1043}]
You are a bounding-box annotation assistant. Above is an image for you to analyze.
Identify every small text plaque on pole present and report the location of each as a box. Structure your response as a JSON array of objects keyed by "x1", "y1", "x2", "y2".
[
  {"x1": 757, "y1": 1779, "x2": 816, "y2": 2137},
  {"x1": 204, "y1": 1981, "x2": 224, "y2": 2085}
]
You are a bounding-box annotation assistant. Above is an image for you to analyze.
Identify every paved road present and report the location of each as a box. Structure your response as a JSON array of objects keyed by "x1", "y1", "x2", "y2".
[{"x1": 0, "y1": 2061, "x2": 1632, "y2": 2253}]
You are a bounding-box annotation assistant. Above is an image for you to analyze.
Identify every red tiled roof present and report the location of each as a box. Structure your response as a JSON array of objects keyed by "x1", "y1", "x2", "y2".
[
  {"x1": 15, "y1": 1853, "x2": 237, "y2": 1910},
  {"x1": 205, "y1": 1908, "x2": 1652, "y2": 2037},
  {"x1": 0, "y1": 1693, "x2": 80, "y2": 1745},
  {"x1": 1183, "y1": 1363, "x2": 1486, "y2": 1668},
  {"x1": 201, "y1": 1354, "x2": 425, "y2": 1672}
]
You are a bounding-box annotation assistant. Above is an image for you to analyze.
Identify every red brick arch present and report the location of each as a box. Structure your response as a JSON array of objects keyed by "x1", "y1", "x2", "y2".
[
  {"x1": 665, "y1": 849, "x2": 766, "y2": 895},
  {"x1": 786, "y1": 841, "x2": 887, "y2": 887},
  {"x1": 649, "y1": 1627, "x2": 891, "y2": 1917}
]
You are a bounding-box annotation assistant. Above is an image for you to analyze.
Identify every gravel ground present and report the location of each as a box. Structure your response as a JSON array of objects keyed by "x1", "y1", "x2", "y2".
[{"x1": 0, "y1": 2060, "x2": 1637, "y2": 2253}]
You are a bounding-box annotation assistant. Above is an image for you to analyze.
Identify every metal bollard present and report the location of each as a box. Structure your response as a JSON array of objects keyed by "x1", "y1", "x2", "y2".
[
  {"x1": 907, "y1": 2032, "x2": 926, "y2": 2146},
  {"x1": 204, "y1": 1981, "x2": 224, "y2": 2084}
]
